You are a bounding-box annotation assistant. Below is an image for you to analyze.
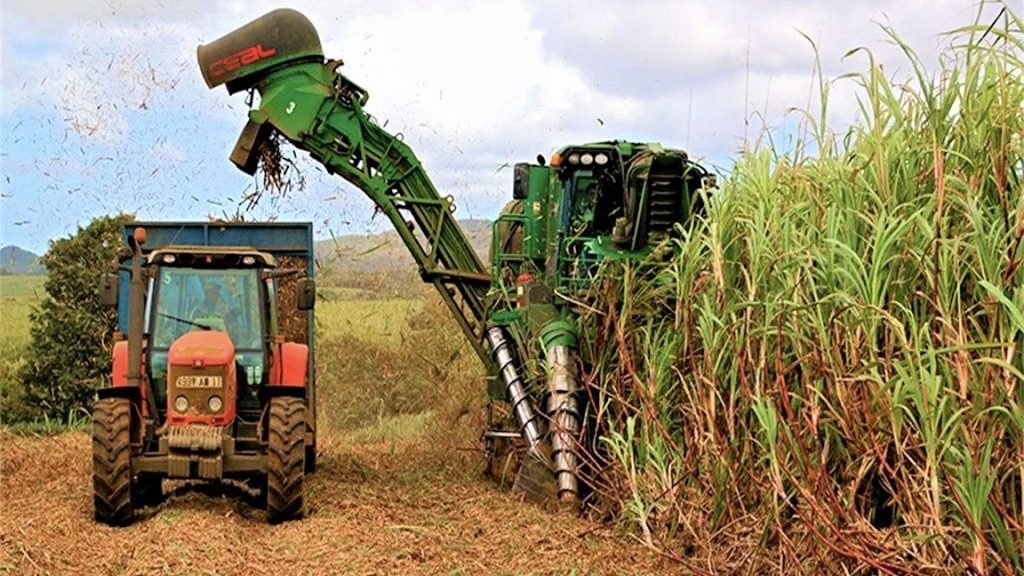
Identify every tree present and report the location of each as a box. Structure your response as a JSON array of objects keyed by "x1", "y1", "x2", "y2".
[{"x1": 20, "y1": 214, "x2": 134, "y2": 420}]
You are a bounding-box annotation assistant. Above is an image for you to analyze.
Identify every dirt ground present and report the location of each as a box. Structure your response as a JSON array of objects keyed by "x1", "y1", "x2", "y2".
[{"x1": 0, "y1": 428, "x2": 675, "y2": 575}]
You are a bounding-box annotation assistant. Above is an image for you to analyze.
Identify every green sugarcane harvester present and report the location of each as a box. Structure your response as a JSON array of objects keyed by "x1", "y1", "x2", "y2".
[{"x1": 198, "y1": 9, "x2": 714, "y2": 507}]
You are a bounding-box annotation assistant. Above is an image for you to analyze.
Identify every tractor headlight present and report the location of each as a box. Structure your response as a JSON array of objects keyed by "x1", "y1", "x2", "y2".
[
  {"x1": 173, "y1": 395, "x2": 189, "y2": 413},
  {"x1": 595, "y1": 153, "x2": 609, "y2": 166},
  {"x1": 207, "y1": 395, "x2": 223, "y2": 412},
  {"x1": 567, "y1": 153, "x2": 580, "y2": 165},
  {"x1": 580, "y1": 153, "x2": 594, "y2": 166}
]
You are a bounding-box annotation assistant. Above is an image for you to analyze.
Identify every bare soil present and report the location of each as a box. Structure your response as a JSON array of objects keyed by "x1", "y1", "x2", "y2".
[{"x1": 0, "y1": 429, "x2": 674, "y2": 575}]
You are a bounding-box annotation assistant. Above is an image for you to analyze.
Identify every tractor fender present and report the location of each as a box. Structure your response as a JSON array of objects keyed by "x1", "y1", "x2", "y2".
[
  {"x1": 269, "y1": 342, "x2": 308, "y2": 388},
  {"x1": 98, "y1": 385, "x2": 141, "y2": 402},
  {"x1": 111, "y1": 341, "x2": 129, "y2": 386},
  {"x1": 110, "y1": 341, "x2": 152, "y2": 416}
]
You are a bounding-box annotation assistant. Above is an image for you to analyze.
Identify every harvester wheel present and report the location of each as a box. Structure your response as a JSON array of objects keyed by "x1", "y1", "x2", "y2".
[
  {"x1": 266, "y1": 396, "x2": 305, "y2": 523},
  {"x1": 484, "y1": 406, "x2": 522, "y2": 488},
  {"x1": 485, "y1": 434, "x2": 518, "y2": 487},
  {"x1": 92, "y1": 398, "x2": 134, "y2": 526}
]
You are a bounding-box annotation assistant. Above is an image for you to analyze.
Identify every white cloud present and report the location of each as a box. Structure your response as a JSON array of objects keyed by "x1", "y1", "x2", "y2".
[{"x1": 0, "y1": 0, "x2": 1006, "y2": 250}]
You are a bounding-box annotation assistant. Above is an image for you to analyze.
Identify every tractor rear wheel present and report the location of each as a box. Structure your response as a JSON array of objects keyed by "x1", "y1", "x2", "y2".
[
  {"x1": 266, "y1": 396, "x2": 305, "y2": 523},
  {"x1": 305, "y1": 441, "x2": 317, "y2": 473},
  {"x1": 92, "y1": 398, "x2": 134, "y2": 526}
]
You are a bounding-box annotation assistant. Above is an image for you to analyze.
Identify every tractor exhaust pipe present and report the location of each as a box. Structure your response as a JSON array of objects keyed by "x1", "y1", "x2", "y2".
[
  {"x1": 547, "y1": 345, "x2": 580, "y2": 503},
  {"x1": 125, "y1": 227, "x2": 147, "y2": 389},
  {"x1": 485, "y1": 327, "x2": 544, "y2": 455}
]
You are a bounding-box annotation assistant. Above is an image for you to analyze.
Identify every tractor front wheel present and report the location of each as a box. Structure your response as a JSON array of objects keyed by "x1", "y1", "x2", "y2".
[
  {"x1": 134, "y1": 473, "x2": 163, "y2": 508},
  {"x1": 92, "y1": 398, "x2": 135, "y2": 526},
  {"x1": 266, "y1": 396, "x2": 305, "y2": 523}
]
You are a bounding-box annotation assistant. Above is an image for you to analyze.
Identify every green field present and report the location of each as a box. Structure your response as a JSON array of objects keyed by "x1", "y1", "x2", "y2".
[
  {"x1": 317, "y1": 286, "x2": 424, "y2": 345},
  {"x1": 0, "y1": 275, "x2": 45, "y2": 423},
  {"x1": 0, "y1": 275, "x2": 458, "y2": 434},
  {"x1": 0, "y1": 278, "x2": 425, "y2": 353},
  {"x1": 0, "y1": 275, "x2": 44, "y2": 350}
]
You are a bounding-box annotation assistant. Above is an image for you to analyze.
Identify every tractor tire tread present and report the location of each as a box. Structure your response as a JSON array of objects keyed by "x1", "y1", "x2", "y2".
[
  {"x1": 92, "y1": 398, "x2": 134, "y2": 526},
  {"x1": 266, "y1": 397, "x2": 305, "y2": 523}
]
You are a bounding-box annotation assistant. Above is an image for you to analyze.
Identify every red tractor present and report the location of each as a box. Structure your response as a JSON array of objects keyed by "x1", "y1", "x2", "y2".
[{"x1": 93, "y1": 222, "x2": 316, "y2": 525}]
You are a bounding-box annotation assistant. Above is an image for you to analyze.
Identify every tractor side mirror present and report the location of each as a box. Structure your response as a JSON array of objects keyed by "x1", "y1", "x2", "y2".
[
  {"x1": 296, "y1": 278, "x2": 316, "y2": 311},
  {"x1": 512, "y1": 163, "x2": 530, "y2": 200},
  {"x1": 98, "y1": 273, "x2": 119, "y2": 308}
]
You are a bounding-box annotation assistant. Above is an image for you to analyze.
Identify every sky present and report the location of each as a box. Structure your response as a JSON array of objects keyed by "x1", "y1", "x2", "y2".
[{"x1": 0, "y1": 0, "x2": 1002, "y2": 254}]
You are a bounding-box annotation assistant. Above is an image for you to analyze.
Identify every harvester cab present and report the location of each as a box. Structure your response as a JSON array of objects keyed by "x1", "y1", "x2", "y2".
[
  {"x1": 495, "y1": 142, "x2": 712, "y2": 289},
  {"x1": 93, "y1": 222, "x2": 316, "y2": 525},
  {"x1": 198, "y1": 9, "x2": 714, "y2": 511}
]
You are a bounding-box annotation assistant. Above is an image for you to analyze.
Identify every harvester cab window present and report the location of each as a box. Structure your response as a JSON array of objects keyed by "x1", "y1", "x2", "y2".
[{"x1": 564, "y1": 170, "x2": 622, "y2": 238}]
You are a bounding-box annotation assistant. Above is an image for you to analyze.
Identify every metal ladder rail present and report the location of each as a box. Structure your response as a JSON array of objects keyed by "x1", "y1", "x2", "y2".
[{"x1": 358, "y1": 116, "x2": 491, "y2": 320}]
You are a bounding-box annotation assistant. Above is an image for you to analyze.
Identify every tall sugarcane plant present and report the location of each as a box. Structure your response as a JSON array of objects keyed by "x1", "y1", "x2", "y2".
[{"x1": 581, "y1": 6, "x2": 1024, "y2": 573}]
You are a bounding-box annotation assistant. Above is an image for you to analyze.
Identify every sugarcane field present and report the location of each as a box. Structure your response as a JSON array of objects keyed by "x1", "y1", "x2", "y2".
[{"x1": 1, "y1": 2, "x2": 1023, "y2": 574}]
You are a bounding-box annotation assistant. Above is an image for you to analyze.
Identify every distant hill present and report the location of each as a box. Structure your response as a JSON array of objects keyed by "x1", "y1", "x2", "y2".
[
  {"x1": 0, "y1": 245, "x2": 45, "y2": 275},
  {"x1": 315, "y1": 219, "x2": 492, "y2": 274}
]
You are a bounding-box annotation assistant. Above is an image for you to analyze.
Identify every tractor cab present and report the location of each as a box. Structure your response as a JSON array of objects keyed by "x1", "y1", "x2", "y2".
[{"x1": 146, "y1": 247, "x2": 277, "y2": 424}]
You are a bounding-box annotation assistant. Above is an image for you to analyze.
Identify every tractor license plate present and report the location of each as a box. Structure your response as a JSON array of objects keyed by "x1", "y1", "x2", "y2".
[{"x1": 176, "y1": 375, "x2": 223, "y2": 389}]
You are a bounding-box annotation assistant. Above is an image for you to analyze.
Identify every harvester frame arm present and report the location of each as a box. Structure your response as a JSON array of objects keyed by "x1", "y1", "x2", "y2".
[{"x1": 244, "y1": 61, "x2": 491, "y2": 364}]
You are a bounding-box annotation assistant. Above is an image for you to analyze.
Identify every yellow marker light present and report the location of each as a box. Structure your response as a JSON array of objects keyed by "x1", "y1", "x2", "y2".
[{"x1": 549, "y1": 153, "x2": 562, "y2": 167}]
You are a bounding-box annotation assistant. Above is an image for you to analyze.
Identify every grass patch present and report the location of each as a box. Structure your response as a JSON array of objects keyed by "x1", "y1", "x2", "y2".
[
  {"x1": 2, "y1": 408, "x2": 91, "y2": 436},
  {"x1": 317, "y1": 287, "x2": 424, "y2": 346},
  {"x1": 0, "y1": 274, "x2": 44, "y2": 350},
  {"x1": 347, "y1": 410, "x2": 433, "y2": 444},
  {"x1": 315, "y1": 296, "x2": 480, "y2": 434},
  {"x1": 0, "y1": 274, "x2": 45, "y2": 423}
]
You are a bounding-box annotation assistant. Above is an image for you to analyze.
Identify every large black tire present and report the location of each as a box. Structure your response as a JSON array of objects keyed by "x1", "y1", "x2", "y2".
[
  {"x1": 134, "y1": 473, "x2": 163, "y2": 508},
  {"x1": 304, "y1": 402, "x2": 317, "y2": 474},
  {"x1": 92, "y1": 398, "x2": 134, "y2": 526},
  {"x1": 305, "y1": 441, "x2": 317, "y2": 474},
  {"x1": 266, "y1": 397, "x2": 305, "y2": 523}
]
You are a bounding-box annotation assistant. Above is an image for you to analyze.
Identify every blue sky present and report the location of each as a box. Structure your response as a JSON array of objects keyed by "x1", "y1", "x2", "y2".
[{"x1": 0, "y1": 0, "x2": 993, "y2": 254}]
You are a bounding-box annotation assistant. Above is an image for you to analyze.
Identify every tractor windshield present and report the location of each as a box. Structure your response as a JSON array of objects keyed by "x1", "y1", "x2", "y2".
[{"x1": 151, "y1": 267, "x2": 264, "y2": 351}]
